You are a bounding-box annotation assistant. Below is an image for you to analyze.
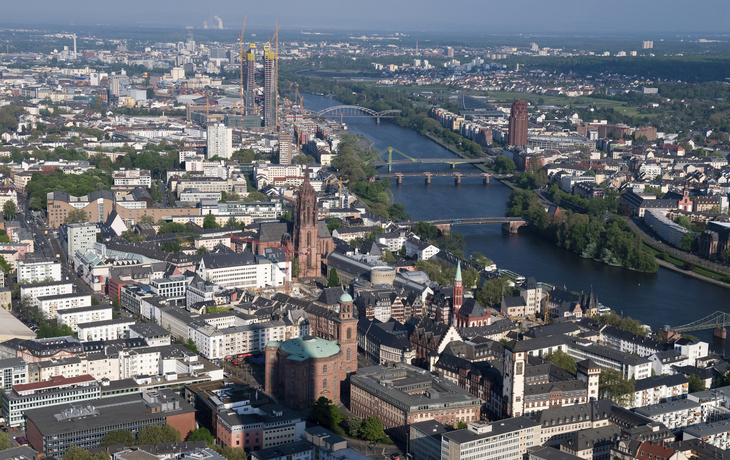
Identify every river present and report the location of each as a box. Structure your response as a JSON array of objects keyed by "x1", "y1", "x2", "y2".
[{"x1": 302, "y1": 93, "x2": 730, "y2": 353}]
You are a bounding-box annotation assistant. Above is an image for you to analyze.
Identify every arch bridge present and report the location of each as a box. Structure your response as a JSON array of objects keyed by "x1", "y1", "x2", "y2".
[{"x1": 314, "y1": 106, "x2": 401, "y2": 123}]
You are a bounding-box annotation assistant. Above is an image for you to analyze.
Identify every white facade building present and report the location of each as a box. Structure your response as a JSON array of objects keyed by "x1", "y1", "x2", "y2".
[
  {"x1": 19, "y1": 281, "x2": 74, "y2": 307},
  {"x1": 197, "y1": 253, "x2": 283, "y2": 289},
  {"x1": 188, "y1": 319, "x2": 286, "y2": 360},
  {"x1": 17, "y1": 259, "x2": 62, "y2": 283},
  {"x1": 57, "y1": 305, "x2": 113, "y2": 332},
  {"x1": 207, "y1": 124, "x2": 232, "y2": 159},
  {"x1": 66, "y1": 223, "x2": 97, "y2": 259},
  {"x1": 37, "y1": 293, "x2": 92, "y2": 319},
  {"x1": 112, "y1": 169, "x2": 152, "y2": 187},
  {"x1": 77, "y1": 318, "x2": 136, "y2": 342}
]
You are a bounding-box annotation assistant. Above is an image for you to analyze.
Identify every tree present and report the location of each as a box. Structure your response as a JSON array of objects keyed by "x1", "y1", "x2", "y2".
[
  {"x1": 64, "y1": 208, "x2": 88, "y2": 224},
  {"x1": 138, "y1": 215, "x2": 155, "y2": 224},
  {"x1": 212, "y1": 446, "x2": 247, "y2": 460},
  {"x1": 136, "y1": 424, "x2": 181, "y2": 445},
  {"x1": 327, "y1": 219, "x2": 342, "y2": 234},
  {"x1": 64, "y1": 446, "x2": 110, "y2": 460},
  {"x1": 688, "y1": 373, "x2": 706, "y2": 393},
  {"x1": 348, "y1": 415, "x2": 363, "y2": 437},
  {"x1": 196, "y1": 246, "x2": 208, "y2": 255},
  {"x1": 599, "y1": 368, "x2": 635, "y2": 408},
  {"x1": 146, "y1": 87, "x2": 155, "y2": 100},
  {"x1": 680, "y1": 233, "x2": 696, "y2": 252},
  {"x1": 309, "y1": 397, "x2": 343, "y2": 433},
  {"x1": 380, "y1": 249, "x2": 396, "y2": 263},
  {"x1": 457, "y1": 421, "x2": 468, "y2": 429},
  {"x1": 367, "y1": 226, "x2": 385, "y2": 241},
  {"x1": 0, "y1": 256, "x2": 10, "y2": 275},
  {"x1": 184, "y1": 338, "x2": 199, "y2": 354},
  {"x1": 475, "y1": 277, "x2": 511, "y2": 307},
  {"x1": 161, "y1": 241, "x2": 182, "y2": 253},
  {"x1": 493, "y1": 156, "x2": 516, "y2": 174},
  {"x1": 101, "y1": 429, "x2": 135, "y2": 447},
  {"x1": 310, "y1": 397, "x2": 332, "y2": 427},
  {"x1": 360, "y1": 416, "x2": 387, "y2": 443},
  {"x1": 203, "y1": 214, "x2": 220, "y2": 229},
  {"x1": 542, "y1": 350, "x2": 577, "y2": 374},
  {"x1": 2, "y1": 201, "x2": 15, "y2": 220},
  {"x1": 414, "y1": 221, "x2": 439, "y2": 240},
  {"x1": 328, "y1": 268, "x2": 340, "y2": 287},
  {"x1": 187, "y1": 427, "x2": 215, "y2": 446},
  {"x1": 387, "y1": 203, "x2": 411, "y2": 221}
]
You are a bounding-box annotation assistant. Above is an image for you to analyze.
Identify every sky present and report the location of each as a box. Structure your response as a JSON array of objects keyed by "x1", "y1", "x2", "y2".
[{"x1": 2, "y1": 0, "x2": 729, "y2": 35}]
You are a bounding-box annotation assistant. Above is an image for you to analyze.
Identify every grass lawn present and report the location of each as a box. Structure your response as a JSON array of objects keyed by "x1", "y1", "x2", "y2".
[
  {"x1": 484, "y1": 91, "x2": 655, "y2": 118},
  {"x1": 643, "y1": 243, "x2": 730, "y2": 283}
]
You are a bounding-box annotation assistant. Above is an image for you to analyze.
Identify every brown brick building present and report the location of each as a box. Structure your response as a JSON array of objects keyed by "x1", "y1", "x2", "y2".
[
  {"x1": 46, "y1": 190, "x2": 198, "y2": 228},
  {"x1": 508, "y1": 100, "x2": 528, "y2": 147},
  {"x1": 265, "y1": 293, "x2": 358, "y2": 409}
]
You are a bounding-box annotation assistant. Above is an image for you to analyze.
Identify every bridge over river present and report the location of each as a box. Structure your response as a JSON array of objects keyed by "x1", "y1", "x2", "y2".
[
  {"x1": 374, "y1": 171, "x2": 513, "y2": 185},
  {"x1": 396, "y1": 216, "x2": 528, "y2": 234}
]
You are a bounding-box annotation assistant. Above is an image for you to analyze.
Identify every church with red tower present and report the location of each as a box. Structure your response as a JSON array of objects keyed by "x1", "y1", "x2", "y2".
[{"x1": 293, "y1": 165, "x2": 329, "y2": 278}]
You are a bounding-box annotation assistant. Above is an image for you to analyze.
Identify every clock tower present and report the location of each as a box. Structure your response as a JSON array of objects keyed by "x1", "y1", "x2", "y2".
[{"x1": 294, "y1": 164, "x2": 320, "y2": 278}]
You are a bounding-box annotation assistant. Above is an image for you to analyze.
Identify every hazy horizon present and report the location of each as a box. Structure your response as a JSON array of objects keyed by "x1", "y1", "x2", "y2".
[{"x1": 1, "y1": 0, "x2": 729, "y2": 35}]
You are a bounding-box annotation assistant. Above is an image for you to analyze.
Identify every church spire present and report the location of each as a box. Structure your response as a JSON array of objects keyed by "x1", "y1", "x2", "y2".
[{"x1": 455, "y1": 261, "x2": 462, "y2": 282}]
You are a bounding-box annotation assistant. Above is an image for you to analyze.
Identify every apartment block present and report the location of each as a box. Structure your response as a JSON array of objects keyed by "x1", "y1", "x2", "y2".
[{"x1": 18, "y1": 259, "x2": 62, "y2": 283}]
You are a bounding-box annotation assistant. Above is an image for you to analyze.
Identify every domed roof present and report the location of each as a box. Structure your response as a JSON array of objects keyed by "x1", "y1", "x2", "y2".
[{"x1": 339, "y1": 292, "x2": 353, "y2": 303}]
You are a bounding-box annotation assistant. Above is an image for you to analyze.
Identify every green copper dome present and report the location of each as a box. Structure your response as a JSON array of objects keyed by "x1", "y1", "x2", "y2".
[{"x1": 339, "y1": 292, "x2": 353, "y2": 303}]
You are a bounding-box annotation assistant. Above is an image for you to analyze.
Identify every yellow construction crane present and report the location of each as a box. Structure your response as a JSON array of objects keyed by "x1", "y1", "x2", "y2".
[{"x1": 238, "y1": 16, "x2": 247, "y2": 116}]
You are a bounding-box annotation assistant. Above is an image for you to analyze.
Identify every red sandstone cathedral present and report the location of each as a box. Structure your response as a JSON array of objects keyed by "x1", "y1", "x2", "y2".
[{"x1": 293, "y1": 165, "x2": 332, "y2": 278}]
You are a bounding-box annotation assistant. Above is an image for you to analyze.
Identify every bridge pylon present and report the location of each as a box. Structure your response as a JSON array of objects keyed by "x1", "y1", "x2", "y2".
[
  {"x1": 454, "y1": 172, "x2": 462, "y2": 185},
  {"x1": 424, "y1": 172, "x2": 433, "y2": 185}
]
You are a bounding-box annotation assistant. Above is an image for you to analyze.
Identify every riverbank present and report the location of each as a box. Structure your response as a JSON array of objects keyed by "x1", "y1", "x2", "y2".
[
  {"x1": 653, "y1": 258, "x2": 730, "y2": 290},
  {"x1": 422, "y1": 132, "x2": 492, "y2": 173}
]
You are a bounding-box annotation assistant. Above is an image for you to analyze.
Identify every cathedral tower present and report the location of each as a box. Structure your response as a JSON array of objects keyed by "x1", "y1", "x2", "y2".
[{"x1": 293, "y1": 165, "x2": 320, "y2": 278}]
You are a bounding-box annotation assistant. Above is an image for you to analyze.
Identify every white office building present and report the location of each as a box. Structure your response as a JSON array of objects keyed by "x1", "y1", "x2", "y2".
[{"x1": 207, "y1": 123, "x2": 232, "y2": 159}]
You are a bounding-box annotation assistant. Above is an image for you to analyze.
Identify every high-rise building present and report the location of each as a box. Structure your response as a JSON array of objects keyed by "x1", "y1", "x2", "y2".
[
  {"x1": 264, "y1": 45, "x2": 277, "y2": 127},
  {"x1": 246, "y1": 43, "x2": 256, "y2": 115},
  {"x1": 446, "y1": 46, "x2": 454, "y2": 58},
  {"x1": 207, "y1": 123, "x2": 232, "y2": 159},
  {"x1": 278, "y1": 131, "x2": 293, "y2": 165},
  {"x1": 642, "y1": 41, "x2": 654, "y2": 49},
  {"x1": 293, "y1": 165, "x2": 319, "y2": 278},
  {"x1": 508, "y1": 100, "x2": 529, "y2": 147},
  {"x1": 65, "y1": 223, "x2": 97, "y2": 259}
]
